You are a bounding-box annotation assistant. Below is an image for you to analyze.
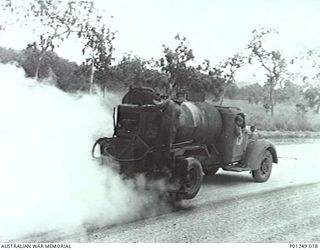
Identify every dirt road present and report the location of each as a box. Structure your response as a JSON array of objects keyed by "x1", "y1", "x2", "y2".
[{"x1": 20, "y1": 142, "x2": 320, "y2": 243}]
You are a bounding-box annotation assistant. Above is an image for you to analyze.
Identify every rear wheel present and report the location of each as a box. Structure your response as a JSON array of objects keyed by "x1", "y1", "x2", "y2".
[
  {"x1": 252, "y1": 150, "x2": 273, "y2": 182},
  {"x1": 181, "y1": 157, "x2": 203, "y2": 200}
]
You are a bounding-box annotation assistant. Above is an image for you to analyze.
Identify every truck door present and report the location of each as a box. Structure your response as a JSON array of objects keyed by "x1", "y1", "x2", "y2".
[
  {"x1": 232, "y1": 114, "x2": 248, "y2": 161},
  {"x1": 217, "y1": 108, "x2": 248, "y2": 163}
]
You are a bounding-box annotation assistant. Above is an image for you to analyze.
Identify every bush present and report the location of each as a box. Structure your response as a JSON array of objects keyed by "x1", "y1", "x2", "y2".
[{"x1": 220, "y1": 99, "x2": 320, "y2": 131}]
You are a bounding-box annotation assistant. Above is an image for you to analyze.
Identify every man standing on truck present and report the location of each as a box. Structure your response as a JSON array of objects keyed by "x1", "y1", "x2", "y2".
[{"x1": 154, "y1": 94, "x2": 183, "y2": 169}]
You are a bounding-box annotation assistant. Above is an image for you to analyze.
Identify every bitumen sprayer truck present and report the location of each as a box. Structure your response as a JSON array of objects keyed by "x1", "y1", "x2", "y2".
[{"x1": 92, "y1": 86, "x2": 278, "y2": 200}]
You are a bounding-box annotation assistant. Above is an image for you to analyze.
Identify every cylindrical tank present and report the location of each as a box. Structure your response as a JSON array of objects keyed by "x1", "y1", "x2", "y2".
[{"x1": 175, "y1": 101, "x2": 223, "y2": 144}]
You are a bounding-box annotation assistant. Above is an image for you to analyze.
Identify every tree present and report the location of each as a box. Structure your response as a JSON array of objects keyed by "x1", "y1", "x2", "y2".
[
  {"x1": 273, "y1": 80, "x2": 302, "y2": 104},
  {"x1": 111, "y1": 54, "x2": 168, "y2": 92},
  {"x1": 224, "y1": 82, "x2": 239, "y2": 99},
  {"x1": 248, "y1": 27, "x2": 287, "y2": 116},
  {"x1": 81, "y1": 23, "x2": 115, "y2": 93},
  {"x1": 295, "y1": 49, "x2": 320, "y2": 113},
  {"x1": 304, "y1": 85, "x2": 320, "y2": 114},
  {"x1": 2, "y1": 0, "x2": 107, "y2": 81},
  {"x1": 213, "y1": 53, "x2": 246, "y2": 105},
  {"x1": 19, "y1": 47, "x2": 89, "y2": 92},
  {"x1": 195, "y1": 60, "x2": 224, "y2": 100},
  {"x1": 159, "y1": 34, "x2": 195, "y2": 94},
  {"x1": 29, "y1": 0, "x2": 101, "y2": 80},
  {"x1": 0, "y1": 46, "x2": 19, "y2": 63},
  {"x1": 236, "y1": 83, "x2": 265, "y2": 104}
]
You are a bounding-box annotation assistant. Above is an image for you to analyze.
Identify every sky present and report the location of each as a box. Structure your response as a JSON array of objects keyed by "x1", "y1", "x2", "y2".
[{"x1": 1, "y1": 0, "x2": 320, "y2": 82}]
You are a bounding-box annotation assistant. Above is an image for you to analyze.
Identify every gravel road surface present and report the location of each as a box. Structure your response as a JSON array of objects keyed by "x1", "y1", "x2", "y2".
[{"x1": 17, "y1": 142, "x2": 320, "y2": 243}]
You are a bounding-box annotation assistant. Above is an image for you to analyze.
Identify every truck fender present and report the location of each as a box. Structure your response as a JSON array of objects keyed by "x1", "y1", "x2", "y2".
[{"x1": 243, "y1": 139, "x2": 278, "y2": 170}]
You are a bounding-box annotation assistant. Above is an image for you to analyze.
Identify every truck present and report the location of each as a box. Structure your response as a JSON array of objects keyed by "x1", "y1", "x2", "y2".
[{"x1": 92, "y1": 86, "x2": 278, "y2": 200}]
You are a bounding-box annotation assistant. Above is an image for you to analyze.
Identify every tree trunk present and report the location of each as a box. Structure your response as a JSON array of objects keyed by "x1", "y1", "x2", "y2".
[
  {"x1": 220, "y1": 79, "x2": 232, "y2": 105},
  {"x1": 89, "y1": 57, "x2": 95, "y2": 94},
  {"x1": 35, "y1": 53, "x2": 44, "y2": 80},
  {"x1": 219, "y1": 90, "x2": 225, "y2": 105},
  {"x1": 167, "y1": 77, "x2": 175, "y2": 96},
  {"x1": 269, "y1": 84, "x2": 275, "y2": 117}
]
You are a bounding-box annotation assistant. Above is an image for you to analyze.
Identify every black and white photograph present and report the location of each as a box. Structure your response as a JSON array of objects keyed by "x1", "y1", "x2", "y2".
[{"x1": 0, "y1": 0, "x2": 320, "y2": 246}]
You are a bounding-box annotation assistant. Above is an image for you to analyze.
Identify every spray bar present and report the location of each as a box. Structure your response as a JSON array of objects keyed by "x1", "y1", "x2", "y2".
[{"x1": 278, "y1": 156, "x2": 298, "y2": 160}]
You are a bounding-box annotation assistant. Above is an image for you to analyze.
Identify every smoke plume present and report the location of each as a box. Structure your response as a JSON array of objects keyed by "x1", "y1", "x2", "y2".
[{"x1": 0, "y1": 63, "x2": 167, "y2": 241}]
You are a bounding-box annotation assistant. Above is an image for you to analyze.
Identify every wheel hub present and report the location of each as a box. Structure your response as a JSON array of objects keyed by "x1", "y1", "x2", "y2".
[
  {"x1": 184, "y1": 169, "x2": 196, "y2": 189},
  {"x1": 261, "y1": 158, "x2": 270, "y2": 175}
]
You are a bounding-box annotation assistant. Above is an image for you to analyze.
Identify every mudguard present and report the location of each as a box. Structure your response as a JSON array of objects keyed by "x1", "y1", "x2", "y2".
[
  {"x1": 92, "y1": 136, "x2": 151, "y2": 162},
  {"x1": 243, "y1": 139, "x2": 278, "y2": 170}
]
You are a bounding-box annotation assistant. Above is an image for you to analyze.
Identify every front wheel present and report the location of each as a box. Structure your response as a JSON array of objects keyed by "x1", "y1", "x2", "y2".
[
  {"x1": 181, "y1": 157, "x2": 203, "y2": 200},
  {"x1": 252, "y1": 150, "x2": 273, "y2": 182}
]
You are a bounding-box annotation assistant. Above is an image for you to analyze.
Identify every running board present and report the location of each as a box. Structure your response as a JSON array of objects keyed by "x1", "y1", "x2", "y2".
[{"x1": 223, "y1": 166, "x2": 250, "y2": 172}]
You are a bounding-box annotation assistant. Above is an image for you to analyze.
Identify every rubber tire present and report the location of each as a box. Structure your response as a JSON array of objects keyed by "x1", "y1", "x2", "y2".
[
  {"x1": 203, "y1": 165, "x2": 219, "y2": 176},
  {"x1": 252, "y1": 150, "x2": 273, "y2": 183},
  {"x1": 181, "y1": 157, "x2": 203, "y2": 200}
]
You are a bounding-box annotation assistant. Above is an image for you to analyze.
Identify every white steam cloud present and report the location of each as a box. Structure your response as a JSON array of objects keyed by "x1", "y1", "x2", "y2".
[{"x1": 0, "y1": 63, "x2": 167, "y2": 242}]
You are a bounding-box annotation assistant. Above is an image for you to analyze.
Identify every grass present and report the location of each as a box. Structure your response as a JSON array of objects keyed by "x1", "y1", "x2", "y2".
[{"x1": 216, "y1": 99, "x2": 320, "y2": 132}]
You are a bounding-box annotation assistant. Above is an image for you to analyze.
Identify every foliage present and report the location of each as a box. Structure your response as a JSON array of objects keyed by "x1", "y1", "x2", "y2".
[
  {"x1": 1, "y1": 8, "x2": 319, "y2": 134},
  {"x1": 21, "y1": 47, "x2": 89, "y2": 92},
  {"x1": 1, "y1": 0, "x2": 113, "y2": 84},
  {"x1": 224, "y1": 82, "x2": 239, "y2": 99},
  {"x1": 159, "y1": 34, "x2": 196, "y2": 94},
  {"x1": 29, "y1": 0, "x2": 95, "y2": 78},
  {"x1": 111, "y1": 54, "x2": 168, "y2": 92},
  {"x1": 222, "y1": 99, "x2": 320, "y2": 131},
  {"x1": 195, "y1": 60, "x2": 225, "y2": 100},
  {"x1": 273, "y1": 80, "x2": 303, "y2": 104},
  {"x1": 294, "y1": 50, "x2": 320, "y2": 113},
  {"x1": 81, "y1": 20, "x2": 115, "y2": 93},
  {"x1": 0, "y1": 47, "x2": 19, "y2": 63},
  {"x1": 158, "y1": 35, "x2": 231, "y2": 98},
  {"x1": 236, "y1": 83, "x2": 265, "y2": 104},
  {"x1": 0, "y1": 46, "x2": 89, "y2": 92},
  {"x1": 212, "y1": 53, "x2": 247, "y2": 105},
  {"x1": 303, "y1": 85, "x2": 320, "y2": 114}
]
